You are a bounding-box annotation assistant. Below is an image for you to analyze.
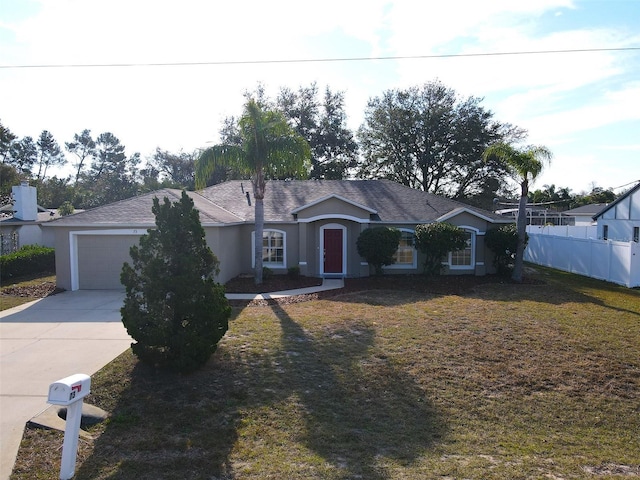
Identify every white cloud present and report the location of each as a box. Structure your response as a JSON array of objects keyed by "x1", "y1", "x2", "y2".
[
  {"x1": 2, "y1": 0, "x2": 638, "y2": 193},
  {"x1": 521, "y1": 83, "x2": 640, "y2": 144}
]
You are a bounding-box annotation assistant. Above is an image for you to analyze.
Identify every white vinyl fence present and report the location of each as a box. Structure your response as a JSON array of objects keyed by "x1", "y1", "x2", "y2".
[
  {"x1": 525, "y1": 233, "x2": 640, "y2": 288},
  {"x1": 526, "y1": 225, "x2": 597, "y2": 238}
]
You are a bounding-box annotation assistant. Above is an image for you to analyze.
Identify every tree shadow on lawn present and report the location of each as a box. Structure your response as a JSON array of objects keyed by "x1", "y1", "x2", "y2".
[
  {"x1": 320, "y1": 272, "x2": 638, "y2": 318},
  {"x1": 73, "y1": 351, "x2": 243, "y2": 479},
  {"x1": 315, "y1": 274, "x2": 539, "y2": 308},
  {"x1": 265, "y1": 302, "x2": 446, "y2": 479},
  {"x1": 72, "y1": 298, "x2": 446, "y2": 480},
  {"x1": 468, "y1": 273, "x2": 640, "y2": 318}
]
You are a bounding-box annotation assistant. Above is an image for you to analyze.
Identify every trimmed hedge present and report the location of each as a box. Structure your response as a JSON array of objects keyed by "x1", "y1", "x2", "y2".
[{"x1": 0, "y1": 245, "x2": 55, "y2": 280}]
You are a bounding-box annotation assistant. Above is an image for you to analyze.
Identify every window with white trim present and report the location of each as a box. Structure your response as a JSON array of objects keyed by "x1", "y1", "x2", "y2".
[
  {"x1": 391, "y1": 229, "x2": 417, "y2": 268},
  {"x1": 252, "y1": 230, "x2": 286, "y2": 267},
  {"x1": 449, "y1": 230, "x2": 474, "y2": 268}
]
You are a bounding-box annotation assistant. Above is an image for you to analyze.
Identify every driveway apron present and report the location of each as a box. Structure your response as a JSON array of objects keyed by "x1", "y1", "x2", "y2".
[{"x1": 0, "y1": 290, "x2": 131, "y2": 480}]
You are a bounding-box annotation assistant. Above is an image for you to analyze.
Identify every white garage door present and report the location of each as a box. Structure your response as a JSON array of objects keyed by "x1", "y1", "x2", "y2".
[{"x1": 77, "y1": 235, "x2": 141, "y2": 289}]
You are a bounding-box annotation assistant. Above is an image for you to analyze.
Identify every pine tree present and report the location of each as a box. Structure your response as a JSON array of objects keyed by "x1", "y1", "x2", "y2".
[{"x1": 121, "y1": 191, "x2": 230, "y2": 372}]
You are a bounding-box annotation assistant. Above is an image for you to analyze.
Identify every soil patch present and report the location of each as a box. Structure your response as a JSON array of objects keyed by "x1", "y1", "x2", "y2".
[
  {"x1": 0, "y1": 281, "x2": 63, "y2": 298},
  {"x1": 225, "y1": 273, "x2": 541, "y2": 306}
]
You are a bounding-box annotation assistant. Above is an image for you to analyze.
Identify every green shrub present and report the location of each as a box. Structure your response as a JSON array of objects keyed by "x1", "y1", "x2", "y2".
[
  {"x1": 287, "y1": 265, "x2": 300, "y2": 278},
  {"x1": 356, "y1": 227, "x2": 402, "y2": 275},
  {"x1": 58, "y1": 201, "x2": 75, "y2": 216},
  {"x1": 0, "y1": 245, "x2": 55, "y2": 280},
  {"x1": 485, "y1": 224, "x2": 527, "y2": 276},
  {"x1": 414, "y1": 223, "x2": 467, "y2": 276},
  {"x1": 262, "y1": 266, "x2": 274, "y2": 280},
  {"x1": 120, "y1": 192, "x2": 230, "y2": 373}
]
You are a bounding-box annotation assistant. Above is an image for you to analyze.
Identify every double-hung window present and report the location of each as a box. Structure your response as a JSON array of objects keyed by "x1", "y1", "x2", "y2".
[
  {"x1": 252, "y1": 229, "x2": 286, "y2": 268},
  {"x1": 449, "y1": 230, "x2": 474, "y2": 269},
  {"x1": 389, "y1": 229, "x2": 417, "y2": 269}
]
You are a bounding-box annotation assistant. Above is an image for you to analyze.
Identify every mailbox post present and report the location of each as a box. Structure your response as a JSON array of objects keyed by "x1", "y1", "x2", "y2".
[{"x1": 47, "y1": 374, "x2": 91, "y2": 480}]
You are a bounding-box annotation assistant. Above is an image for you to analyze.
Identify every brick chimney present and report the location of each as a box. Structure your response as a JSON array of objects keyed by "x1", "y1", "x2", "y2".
[{"x1": 12, "y1": 181, "x2": 38, "y2": 221}]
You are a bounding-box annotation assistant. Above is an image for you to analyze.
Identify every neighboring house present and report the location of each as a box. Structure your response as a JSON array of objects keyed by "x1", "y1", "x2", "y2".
[
  {"x1": 0, "y1": 182, "x2": 62, "y2": 254},
  {"x1": 44, "y1": 179, "x2": 512, "y2": 291},
  {"x1": 593, "y1": 182, "x2": 640, "y2": 242},
  {"x1": 496, "y1": 206, "x2": 569, "y2": 226},
  {"x1": 561, "y1": 204, "x2": 607, "y2": 226}
]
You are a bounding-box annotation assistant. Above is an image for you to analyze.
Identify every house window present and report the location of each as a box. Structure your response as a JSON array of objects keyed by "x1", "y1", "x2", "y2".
[
  {"x1": 387, "y1": 229, "x2": 417, "y2": 269},
  {"x1": 252, "y1": 229, "x2": 286, "y2": 267},
  {"x1": 603, "y1": 225, "x2": 609, "y2": 240},
  {"x1": 634, "y1": 227, "x2": 639, "y2": 243},
  {"x1": 449, "y1": 230, "x2": 474, "y2": 269}
]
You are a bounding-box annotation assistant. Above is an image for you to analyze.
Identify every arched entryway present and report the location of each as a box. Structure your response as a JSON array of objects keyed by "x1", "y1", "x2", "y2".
[{"x1": 320, "y1": 223, "x2": 347, "y2": 277}]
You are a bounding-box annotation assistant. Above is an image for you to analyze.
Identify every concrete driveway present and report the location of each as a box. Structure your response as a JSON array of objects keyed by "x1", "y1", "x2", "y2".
[{"x1": 0, "y1": 290, "x2": 131, "y2": 480}]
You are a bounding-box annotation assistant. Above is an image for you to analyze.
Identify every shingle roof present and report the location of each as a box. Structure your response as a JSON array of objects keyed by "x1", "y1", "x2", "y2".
[
  {"x1": 562, "y1": 203, "x2": 608, "y2": 216},
  {"x1": 199, "y1": 180, "x2": 506, "y2": 223},
  {"x1": 45, "y1": 180, "x2": 507, "y2": 227},
  {"x1": 44, "y1": 189, "x2": 243, "y2": 227}
]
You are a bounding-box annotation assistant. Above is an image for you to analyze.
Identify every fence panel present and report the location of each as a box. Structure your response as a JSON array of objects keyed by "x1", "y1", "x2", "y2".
[
  {"x1": 588, "y1": 240, "x2": 611, "y2": 281},
  {"x1": 631, "y1": 242, "x2": 640, "y2": 287},
  {"x1": 527, "y1": 225, "x2": 597, "y2": 238},
  {"x1": 569, "y1": 238, "x2": 592, "y2": 277},
  {"x1": 525, "y1": 233, "x2": 639, "y2": 288}
]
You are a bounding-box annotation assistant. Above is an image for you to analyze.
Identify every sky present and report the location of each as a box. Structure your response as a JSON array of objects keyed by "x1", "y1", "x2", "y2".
[{"x1": 1, "y1": 0, "x2": 639, "y2": 195}]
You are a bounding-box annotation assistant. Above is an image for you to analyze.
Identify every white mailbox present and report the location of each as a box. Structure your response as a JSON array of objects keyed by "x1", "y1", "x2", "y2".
[
  {"x1": 48, "y1": 373, "x2": 91, "y2": 406},
  {"x1": 47, "y1": 373, "x2": 92, "y2": 480}
]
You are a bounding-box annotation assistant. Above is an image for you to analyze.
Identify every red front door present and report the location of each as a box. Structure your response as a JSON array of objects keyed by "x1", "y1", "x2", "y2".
[{"x1": 323, "y1": 229, "x2": 343, "y2": 274}]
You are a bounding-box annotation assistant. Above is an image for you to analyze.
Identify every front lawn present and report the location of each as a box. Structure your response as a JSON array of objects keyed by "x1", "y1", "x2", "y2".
[{"x1": 10, "y1": 268, "x2": 640, "y2": 479}]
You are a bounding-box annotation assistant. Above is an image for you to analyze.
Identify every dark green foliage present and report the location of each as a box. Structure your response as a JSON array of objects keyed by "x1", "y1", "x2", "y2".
[
  {"x1": 414, "y1": 223, "x2": 468, "y2": 275},
  {"x1": 356, "y1": 227, "x2": 402, "y2": 275},
  {"x1": 35, "y1": 130, "x2": 66, "y2": 181},
  {"x1": 120, "y1": 191, "x2": 230, "y2": 373},
  {"x1": 58, "y1": 201, "x2": 75, "y2": 216},
  {"x1": 276, "y1": 83, "x2": 358, "y2": 180},
  {"x1": 485, "y1": 224, "x2": 527, "y2": 276},
  {"x1": 262, "y1": 266, "x2": 274, "y2": 280},
  {"x1": 0, "y1": 164, "x2": 21, "y2": 200},
  {"x1": 356, "y1": 80, "x2": 525, "y2": 198},
  {"x1": 570, "y1": 186, "x2": 617, "y2": 207},
  {"x1": 0, "y1": 245, "x2": 55, "y2": 280},
  {"x1": 287, "y1": 265, "x2": 300, "y2": 278}
]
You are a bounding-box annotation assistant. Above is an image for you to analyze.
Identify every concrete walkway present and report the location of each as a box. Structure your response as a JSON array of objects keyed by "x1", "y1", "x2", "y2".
[
  {"x1": 225, "y1": 278, "x2": 344, "y2": 301},
  {"x1": 0, "y1": 290, "x2": 131, "y2": 480},
  {"x1": 0, "y1": 278, "x2": 344, "y2": 479}
]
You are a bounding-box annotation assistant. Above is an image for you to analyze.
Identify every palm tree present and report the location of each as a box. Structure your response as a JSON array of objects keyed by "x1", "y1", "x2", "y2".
[
  {"x1": 195, "y1": 99, "x2": 311, "y2": 284},
  {"x1": 483, "y1": 142, "x2": 552, "y2": 282}
]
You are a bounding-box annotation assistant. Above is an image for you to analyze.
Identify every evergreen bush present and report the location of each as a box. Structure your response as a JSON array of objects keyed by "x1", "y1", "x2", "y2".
[{"x1": 120, "y1": 191, "x2": 230, "y2": 373}]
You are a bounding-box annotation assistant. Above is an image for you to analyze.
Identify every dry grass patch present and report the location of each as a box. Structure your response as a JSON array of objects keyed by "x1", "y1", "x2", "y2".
[{"x1": 10, "y1": 268, "x2": 640, "y2": 479}]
